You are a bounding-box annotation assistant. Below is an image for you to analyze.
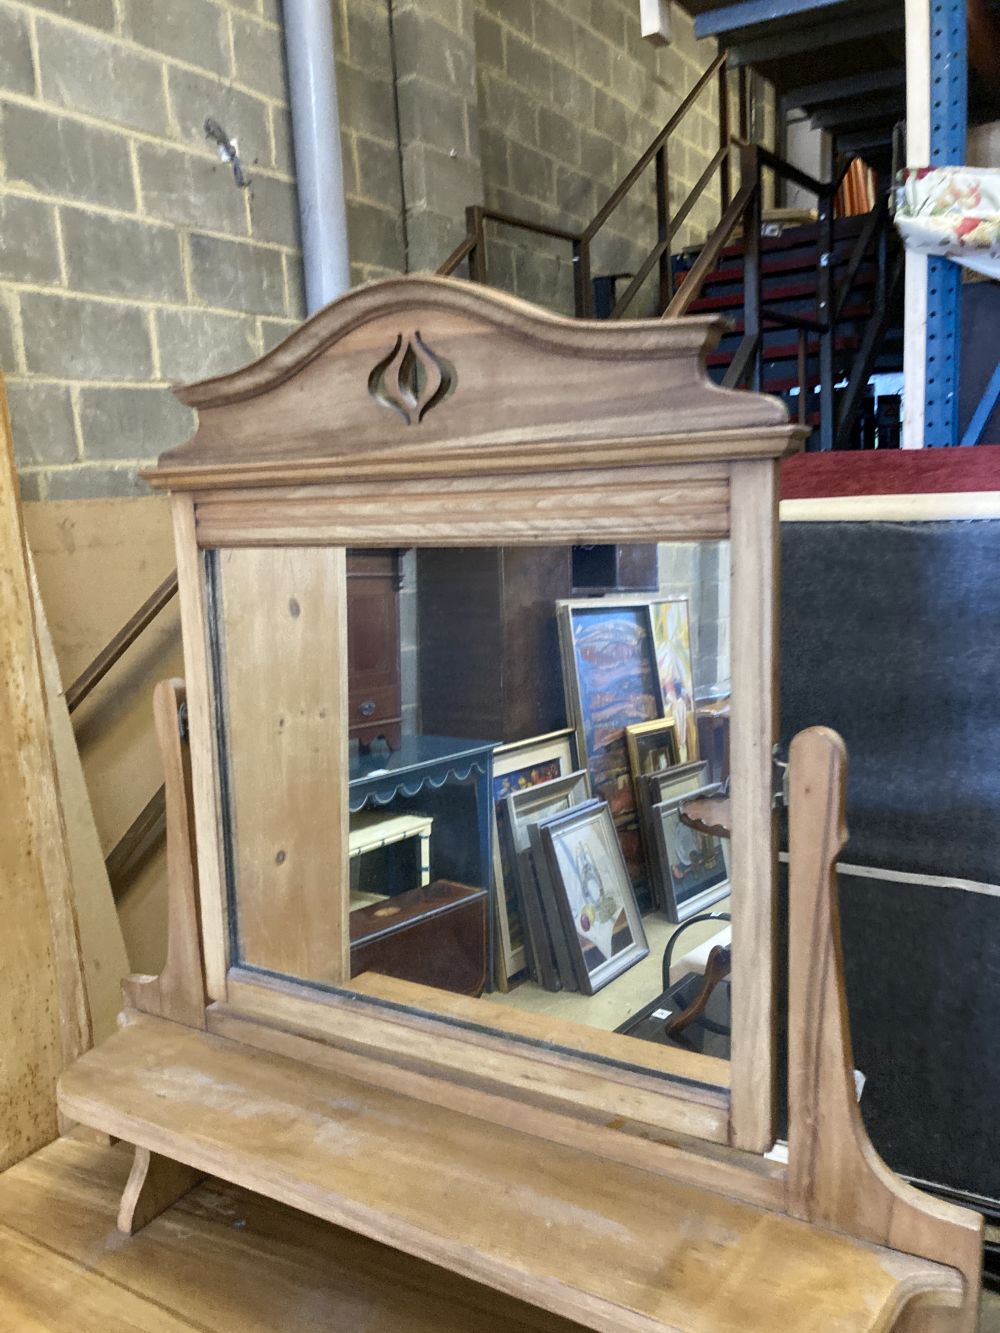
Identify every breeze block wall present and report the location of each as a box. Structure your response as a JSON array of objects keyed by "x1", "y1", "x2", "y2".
[
  {"x1": 0, "y1": 0, "x2": 404, "y2": 500},
  {"x1": 473, "y1": 0, "x2": 724, "y2": 314},
  {"x1": 0, "y1": 0, "x2": 739, "y2": 498}
]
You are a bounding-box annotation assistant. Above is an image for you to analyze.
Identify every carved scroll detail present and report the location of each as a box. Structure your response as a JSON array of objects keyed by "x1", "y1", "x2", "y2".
[{"x1": 368, "y1": 331, "x2": 453, "y2": 424}]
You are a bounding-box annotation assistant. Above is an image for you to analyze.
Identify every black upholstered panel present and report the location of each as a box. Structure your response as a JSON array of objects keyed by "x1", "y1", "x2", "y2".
[
  {"x1": 779, "y1": 520, "x2": 1000, "y2": 1201},
  {"x1": 781, "y1": 520, "x2": 1000, "y2": 881}
]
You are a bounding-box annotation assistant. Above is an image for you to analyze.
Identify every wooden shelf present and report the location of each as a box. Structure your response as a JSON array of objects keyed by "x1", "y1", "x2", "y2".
[
  {"x1": 0, "y1": 1137, "x2": 574, "y2": 1332},
  {"x1": 59, "y1": 1012, "x2": 961, "y2": 1333}
]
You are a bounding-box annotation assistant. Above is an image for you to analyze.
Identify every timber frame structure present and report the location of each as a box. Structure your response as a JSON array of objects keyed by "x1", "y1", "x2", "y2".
[{"x1": 57, "y1": 276, "x2": 981, "y2": 1331}]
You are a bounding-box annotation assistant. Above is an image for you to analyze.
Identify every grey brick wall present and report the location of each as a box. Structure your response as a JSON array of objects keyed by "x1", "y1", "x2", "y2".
[
  {"x1": 474, "y1": 0, "x2": 727, "y2": 315},
  {"x1": 0, "y1": 0, "x2": 404, "y2": 499},
  {"x1": 0, "y1": 0, "x2": 304, "y2": 500},
  {"x1": 0, "y1": 0, "x2": 765, "y2": 498}
]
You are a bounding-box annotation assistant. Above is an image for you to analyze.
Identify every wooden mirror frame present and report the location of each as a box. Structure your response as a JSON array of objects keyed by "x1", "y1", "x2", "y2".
[{"x1": 149, "y1": 275, "x2": 802, "y2": 1154}]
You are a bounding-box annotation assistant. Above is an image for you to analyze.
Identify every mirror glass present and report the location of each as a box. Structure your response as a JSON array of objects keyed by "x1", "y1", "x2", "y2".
[{"x1": 211, "y1": 540, "x2": 734, "y2": 1071}]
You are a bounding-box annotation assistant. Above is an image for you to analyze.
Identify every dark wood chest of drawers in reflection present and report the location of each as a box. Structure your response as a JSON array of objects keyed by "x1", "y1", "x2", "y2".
[
  {"x1": 417, "y1": 545, "x2": 657, "y2": 743},
  {"x1": 349, "y1": 880, "x2": 488, "y2": 997}
]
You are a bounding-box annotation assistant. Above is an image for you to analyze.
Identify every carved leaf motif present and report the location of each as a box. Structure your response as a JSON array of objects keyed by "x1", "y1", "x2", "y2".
[{"x1": 368, "y1": 331, "x2": 453, "y2": 424}]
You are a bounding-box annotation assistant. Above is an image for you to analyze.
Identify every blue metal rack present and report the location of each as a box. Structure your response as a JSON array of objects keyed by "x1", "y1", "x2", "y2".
[{"x1": 924, "y1": 0, "x2": 968, "y2": 445}]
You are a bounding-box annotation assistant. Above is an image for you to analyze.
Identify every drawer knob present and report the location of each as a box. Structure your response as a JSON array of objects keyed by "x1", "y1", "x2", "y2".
[{"x1": 358, "y1": 700, "x2": 377, "y2": 717}]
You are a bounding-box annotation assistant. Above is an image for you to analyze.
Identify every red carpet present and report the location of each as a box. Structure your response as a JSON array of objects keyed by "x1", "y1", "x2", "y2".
[{"x1": 780, "y1": 446, "x2": 1000, "y2": 499}]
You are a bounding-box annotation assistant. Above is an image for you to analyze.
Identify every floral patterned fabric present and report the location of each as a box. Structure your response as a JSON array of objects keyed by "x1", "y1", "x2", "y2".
[{"x1": 895, "y1": 166, "x2": 1000, "y2": 278}]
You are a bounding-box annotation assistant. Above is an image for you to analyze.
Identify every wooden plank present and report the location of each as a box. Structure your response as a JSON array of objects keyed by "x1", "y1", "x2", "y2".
[
  {"x1": 727, "y1": 459, "x2": 780, "y2": 1153},
  {"x1": 28, "y1": 556, "x2": 129, "y2": 1045},
  {"x1": 207, "y1": 1006, "x2": 785, "y2": 1215},
  {"x1": 214, "y1": 546, "x2": 349, "y2": 985},
  {"x1": 222, "y1": 969, "x2": 731, "y2": 1145},
  {"x1": 346, "y1": 970, "x2": 730, "y2": 1089},
  {"x1": 24, "y1": 494, "x2": 182, "y2": 976},
  {"x1": 172, "y1": 495, "x2": 228, "y2": 1001},
  {"x1": 0, "y1": 1137, "x2": 577, "y2": 1332},
  {"x1": 59, "y1": 1012, "x2": 961, "y2": 1333},
  {"x1": 192, "y1": 465, "x2": 731, "y2": 547},
  {"x1": 121, "y1": 681, "x2": 207, "y2": 1029},
  {"x1": 0, "y1": 374, "x2": 90, "y2": 1169},
  {"x1": 787, "y1": 727, "x2": 983, "y2": 1333},
  {"x1": 147, "y1": 278, "x2": 795, "y2": 494}
]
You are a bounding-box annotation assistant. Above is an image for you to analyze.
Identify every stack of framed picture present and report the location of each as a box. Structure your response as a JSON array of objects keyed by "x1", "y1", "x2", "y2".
[
  {"x1": 556, "y1": 596, "x2": 701, "y2": 905},
  {"x1": 490, "y1": 730, "x2": 650, "y2": 994},
  {"x1": 632, "y1": 756, "x2": 729, "y2": 923}
]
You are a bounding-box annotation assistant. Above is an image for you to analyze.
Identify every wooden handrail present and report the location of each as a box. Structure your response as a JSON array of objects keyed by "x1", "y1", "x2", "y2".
[
  {"x1": 663, "y1": 179, "x2": 756, "y2": 318},
  {"x1": 436, "y1": 232, "x2": 477, "y2": 278},
  {"x1": 66, "y1": 570, "x2": 179, "y2": 714},
  {"x1": 105, "y1": 784, "x2": 166, "y2": 901},
  {"x1": 582, "y1": 51, "x2": 727, "y2": 242},
  {"x1": 610, "y1": 143, "x2": 731, "y2": 319},
  {"x1": 832, "y1": 197, "x2": 888, "y2": 323}
]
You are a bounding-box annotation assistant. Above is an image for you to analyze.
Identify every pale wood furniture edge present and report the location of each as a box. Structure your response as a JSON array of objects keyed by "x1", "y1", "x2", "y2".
[
  {"x1": 221, "y1": 968, "x2": 731, "y2": 1145},
  {"x1": 345, "y1": 969, "x2": 730, "y2": 1088},
  {"x1": 0, "y1": 1137, "x2": 583, "y2": 1333},
  {"x1": 205, "y1": 1004, "x2": 783, "y2": 1214},
  {"x1": 116, "y1": 1145, "x2": 204, "y2": 1235},
  {"x1": 787, "y1": 727, "x2": 983, "y2": 1333},
  {"x1": 727, "y1": 459, "x2": 779, "y2": 1152},
  {"x1": 0, "y1": 372, "x2": 90, "y2": 1168},
  {"x1": 171, "y1": 495, "x2": 228, "y2": 1000},
  {"x1": 122, "y1": 679, "x2": 208, "y2": 1029},
  {"x1": 58, "y1": 1011, "x2": 965, "y2": 1333}
]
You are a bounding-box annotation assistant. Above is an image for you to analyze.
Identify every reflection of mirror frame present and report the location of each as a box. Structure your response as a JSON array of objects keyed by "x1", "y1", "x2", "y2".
[{"x1": 148, "y1": 276, "x2": 801, "y2": 1154}]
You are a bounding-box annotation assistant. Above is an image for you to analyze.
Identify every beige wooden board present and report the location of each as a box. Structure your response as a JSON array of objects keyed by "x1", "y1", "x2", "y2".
[
  {"x1": 24, "y1": 495, "x2": 182, "y2": 975},
  {"x1": 214, "y1": 545, "x2": 349, "y2": 984},
  {"x1": 171, "y1": 496, "x2": 228, "y2": 1000},
  {"x1": 0, "y1": 375, "x2": 89, "y2": 1170},
  {"x1": 0, "y1": 1136, "x2": 580, "y2": 1332},
  {"x1": 152, "y1": 277, "x2": 796, "y2": 494},
  {"x1": 59, "y1": 1013, "x2": 960, "y2": 1333},
  {"x1": 786, "y1": 727, "x2": 983, "y2": 1333},
  {"x1": 348, "y1": 968, "x2": 728, "y2": 1090},
  {"x1": 727, "y1": 460, "x2": 780, "y2": 1153},
  {"x1": 28, "y1": 557, "x2": 129, "y2": 1043}
]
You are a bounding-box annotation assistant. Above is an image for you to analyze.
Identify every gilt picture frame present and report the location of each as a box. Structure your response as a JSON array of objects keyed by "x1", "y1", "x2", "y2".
[{"x1": 626, "y1": 718, "x2": 680, "y2": 783}]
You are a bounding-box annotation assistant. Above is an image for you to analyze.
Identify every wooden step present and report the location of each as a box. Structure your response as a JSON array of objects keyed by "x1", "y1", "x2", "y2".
[
  {"x1": 707, "y1": 334, "x2": 860, "y2": 368},
  {"x1": 58, "y1": 1012, "x2": 962, "y2": 1333},
  {"x1": 688, "y1": 281, "x2": 875, "y2": 315}
]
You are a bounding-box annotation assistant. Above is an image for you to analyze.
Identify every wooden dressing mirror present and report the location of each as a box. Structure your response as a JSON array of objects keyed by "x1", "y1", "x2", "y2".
[
  {"x1": 56, "y1": 277, "x2": 982, "y2": 1332},
  {"x1": 162, "y1": 275, "x2": 790, "y2": 1152}
]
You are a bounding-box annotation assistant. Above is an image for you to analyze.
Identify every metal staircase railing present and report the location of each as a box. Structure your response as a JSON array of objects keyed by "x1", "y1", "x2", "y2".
[{"x1": 438, "y1": 54, "x2": 901, "y2": 454}]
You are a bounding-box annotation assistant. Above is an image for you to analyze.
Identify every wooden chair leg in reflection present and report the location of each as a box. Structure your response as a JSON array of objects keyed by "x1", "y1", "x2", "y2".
[
  {"x1": 118, "y1": 1146, "x2": 204, "y2": 1235},
  {"x1": 787, "y1": 727, "x2": 983, "y2": 1333},
  {"x1": 663, "y1": 945, "x2": 731, "y2": 1040}
]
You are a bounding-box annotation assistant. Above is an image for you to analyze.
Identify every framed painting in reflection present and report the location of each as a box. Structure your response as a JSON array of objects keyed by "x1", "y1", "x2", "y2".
[
  {"x1": 652, "y1": 784, "x2": 730, "y2": 923},
  {"x1": 490, "y1": 729, "x2": 575, "y2": 987},
  {"x1": 535, "y1": 801, "x2": 648, "y2": 995},
  {"x1": 649, "y1": 599, "x2": 698, "y2": 763}
]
